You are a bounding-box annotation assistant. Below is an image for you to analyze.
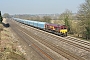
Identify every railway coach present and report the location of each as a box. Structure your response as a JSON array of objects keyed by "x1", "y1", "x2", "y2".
[{"x1": 13, "y1": 18, "x2": 68, "y2": 36}]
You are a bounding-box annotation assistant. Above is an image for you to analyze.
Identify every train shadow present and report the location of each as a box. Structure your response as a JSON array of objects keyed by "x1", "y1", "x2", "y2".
[{"x1": 2, "y1": 22, "x2": 10, "y2": 28}]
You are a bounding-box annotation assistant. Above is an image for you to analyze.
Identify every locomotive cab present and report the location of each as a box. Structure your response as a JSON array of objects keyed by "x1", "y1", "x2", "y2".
[
  {"x1": 59, "y1": 25, "x2": 67, "y2": 36},
  {"x1": 45, "y1": 24, "x2": 68, "y2": 36}
]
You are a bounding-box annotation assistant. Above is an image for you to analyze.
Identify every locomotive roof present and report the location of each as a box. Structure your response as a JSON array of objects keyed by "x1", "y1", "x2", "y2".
[{"x1": 46, "y1": 23, "x2": 65, "y2": 27}]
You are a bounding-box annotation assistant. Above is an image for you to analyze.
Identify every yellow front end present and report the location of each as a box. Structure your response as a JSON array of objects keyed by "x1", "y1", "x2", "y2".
[{"x1": 60, "y1": 29, "x2": 67, "y2": 34}]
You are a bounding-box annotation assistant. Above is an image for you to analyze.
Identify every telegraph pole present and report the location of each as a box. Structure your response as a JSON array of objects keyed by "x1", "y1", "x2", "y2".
[
  {"x1": 0, "y1": 11, "x2": 3, "y2": 23},
  {"x1": 0, "y1": 11, "x2": 1, "y2": 16},
  {"x1": 0, "y1": 11, "x2": 3, "y2": 52},
  {"x1": 0, "y1": 11, "x2": 1, "y2": 52},
  {"x1": 0, "y1": 11, "x2": 3, "y2": 42}
]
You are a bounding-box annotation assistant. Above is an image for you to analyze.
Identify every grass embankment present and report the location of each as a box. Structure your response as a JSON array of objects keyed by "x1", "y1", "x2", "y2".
[{"x1": 0, "y1": 24, "x2": 26, "y2": 60}]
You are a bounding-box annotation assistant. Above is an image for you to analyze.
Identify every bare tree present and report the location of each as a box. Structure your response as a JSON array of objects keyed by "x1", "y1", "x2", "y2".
[
  {"x1": 3, "y1": 13, "x2": 10, "y2": 18},
  {"x1": 59, "y1": 9, "x2": 73, "y2": 33},
  {"x1": 42, "y1": 16, "x2": 51, "y2": 23},
  {"x1": 78, "y1": 0, "x2": 90, "y2": 40}
]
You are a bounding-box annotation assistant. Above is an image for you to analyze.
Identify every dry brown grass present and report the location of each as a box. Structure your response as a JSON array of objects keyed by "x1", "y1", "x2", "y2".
[{"x1": 0, "y1": 27, "x2": 26, "y2": 60}]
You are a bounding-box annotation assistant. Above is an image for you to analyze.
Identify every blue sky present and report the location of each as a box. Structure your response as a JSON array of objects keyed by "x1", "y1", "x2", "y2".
[{"x1": 0, "y1": 0, "x2": 85, "y2": 15}]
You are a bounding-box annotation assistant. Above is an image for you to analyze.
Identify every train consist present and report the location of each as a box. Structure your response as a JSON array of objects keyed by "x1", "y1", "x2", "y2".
[{"x1": 13, "y1": 18, "x2": 68, "y2": 36}]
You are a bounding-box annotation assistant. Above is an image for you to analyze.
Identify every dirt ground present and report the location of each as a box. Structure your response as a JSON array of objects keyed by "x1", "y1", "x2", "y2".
[{"x1": 0, "y1": 18, "x2": 26, "y2": 60}]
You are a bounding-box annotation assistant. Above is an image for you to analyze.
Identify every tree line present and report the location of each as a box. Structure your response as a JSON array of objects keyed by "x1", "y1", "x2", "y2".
[{"x1": 61, "y1": 0, "x2": 90, "y2": 40}]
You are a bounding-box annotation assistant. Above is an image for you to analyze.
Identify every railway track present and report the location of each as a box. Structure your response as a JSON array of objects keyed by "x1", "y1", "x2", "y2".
[
  {"x1": 65, "y1": 36, "x2": 90, "y2": 47},
  {"x1": 12, "y1": 20, "x2": 85, "y2": 60},
  {"x1": 42, "y1": 33, "x2": 90, "y2": 52},
  {"x1": 26, "y1": 26, "x2": 90, "y2": 60},
  {"x1": 24, "y1": 23, "x2": 90, "y2": 52},
  {"x1": 27, "y1": 25, "x2": 90, "y2": 60},
  {"x1": 10, "y1": 21, "x2": 54, "y2": 60},
  {"x1": 16, "y1": 22, "x2": 90, "y2": 59},
  {"x1": 26, "y1": 31, "x2": 84, "y2": 60}
]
